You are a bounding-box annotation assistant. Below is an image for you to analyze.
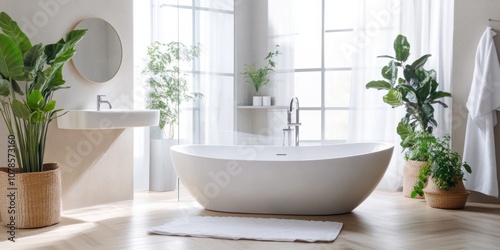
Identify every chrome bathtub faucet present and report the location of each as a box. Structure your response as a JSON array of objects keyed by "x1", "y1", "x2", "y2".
[
  {"x1": 283, "y1": 97, "x2": 301, "y2": 146},
  {"x1": 97, "y1": 95, "x2": 112, "y2": 111}
]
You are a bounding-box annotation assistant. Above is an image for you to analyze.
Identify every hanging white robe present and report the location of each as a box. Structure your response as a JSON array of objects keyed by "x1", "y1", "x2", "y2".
[{"x1": 463, "y1": 26, "x2": 500, "y2": 198}]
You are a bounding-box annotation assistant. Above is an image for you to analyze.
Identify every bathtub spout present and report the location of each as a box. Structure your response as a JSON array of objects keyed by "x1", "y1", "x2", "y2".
[{"x1": 287, "y1": 97, "x2": 301, "y2": 146}]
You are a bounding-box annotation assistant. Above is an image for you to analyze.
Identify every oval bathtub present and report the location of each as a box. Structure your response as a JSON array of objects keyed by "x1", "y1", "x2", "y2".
[{"x1": 170, "y1": 143, "x2": 394, "y2": 215}]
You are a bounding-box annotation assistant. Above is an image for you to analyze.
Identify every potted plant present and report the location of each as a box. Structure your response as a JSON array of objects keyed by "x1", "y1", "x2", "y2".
[
  {"x1": 400, "y1": 130, "x2": 436, "y2": 198},
  {"x1": 0, "y1": 12, "x2": 86, "y2": 228},
  {"x1": 365, "y1": 34, "x2": 452, "y2": 196},
  {"x1": 411, "y1": 135, "x2": 472, "y2": 209},
  {"x1": 241, "y1": 45, "x2": 280, "y2": 106},
  {"x1": 142, "y1": 41, "x2": 202, "y2": 191}
]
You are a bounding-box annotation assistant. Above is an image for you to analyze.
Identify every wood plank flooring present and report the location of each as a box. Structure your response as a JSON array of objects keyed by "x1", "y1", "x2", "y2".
[{"x1": 1, "y1": 189, "x2": 499, "y2": 249}]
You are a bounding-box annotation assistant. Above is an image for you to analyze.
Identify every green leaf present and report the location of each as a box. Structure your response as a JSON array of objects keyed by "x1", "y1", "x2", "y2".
[
  {"x1": 366, "y1": 80, "x2": 391, "y2": 90},
  {"x1": 431, "y1": 91, "x2": 452, "y2": 100},
  {"x1": 11, "y1": 99, "x2": 31, "y2": 119},
  {"x1": 11, "y1": 79, "x2": 22, "y2": 95},
  {"x1": 0, "y1": 34, "x2": 24, "y2": 80},
  {"x1": 46, "y1": 29, "x2": 87, "y2": 65},
  {"x1": 65, "y1": 29, "x2": 87, "y2": 47},
  {"x1": 0, "y1": 79, "x2": 9, "y2": 96},
  {"x1": 377, "y1": 55, "x2": 396, "y2": 60},
  {"x1": 27, "y1": 90, "x2": 44, "y2": 110},
  {"x1": 43, "y1": 100, "x2": 56, "y2": 112},
  {"x1": 397, "y1": 121, "x2": 414, "y2": 140},
  {"x1": 416, "y1": 79, "x2": 432, "y2": 101},
  {"x1": 0, "y1": 12, "x2": 32, "y2": 53},
  {"x1": 23, "y1": 44, "x2": 46, "y2": 75},
  {"x1": 394, "y1": 34, "x2": 410, "y2": 62},
  {"x1": 383, "y1": 88, "x2": 403, "y2": 107},
  {"x1": 44, "y1": 40, "x2": 65, "y2": 64},
  {"x1": 410, "y1": 54, "x2": 431, "y2": 70},
  {"x1": 30, "y1": 110, "x2": 45, "y2": 124},
  {"x1": 463, "y1": 163, "x2": 472, "y2": 174},
  {"x1": 421, "y1": 103, "x2": 434, "y2": 121},
  {"x1": 48, "y1": 66, "x2": 65, "y2": 87},
  {"x1": 396, "y1": 84, "x2": 417, "y2": 103},
  {"x1": 403, "y1": 64, "x2": 415, "y2": 83},
  {"x1": 381, "y1": 60, "x2": 397, "y2": 82}
]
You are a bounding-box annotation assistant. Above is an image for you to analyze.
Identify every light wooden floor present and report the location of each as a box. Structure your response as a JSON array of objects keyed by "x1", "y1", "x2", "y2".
[{"x1": 1, "y1": 189, "x2": 499, "y2": 250}]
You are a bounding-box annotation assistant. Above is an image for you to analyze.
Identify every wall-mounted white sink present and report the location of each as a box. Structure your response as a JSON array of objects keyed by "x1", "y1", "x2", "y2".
[{"x1": 57, "y1": 109, "x2": 160, "y2": 129}]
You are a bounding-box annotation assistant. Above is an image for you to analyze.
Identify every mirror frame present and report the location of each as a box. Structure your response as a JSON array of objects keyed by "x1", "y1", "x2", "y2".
[{"x1": 72, "y1": 18, "x2": 123, "y2": 83}]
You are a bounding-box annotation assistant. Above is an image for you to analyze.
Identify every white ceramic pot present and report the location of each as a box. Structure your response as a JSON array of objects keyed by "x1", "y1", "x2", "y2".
[
  {"x1": 262, "y1": 96, "x2": 271, "y2": 106},
  {"x1": 253, "y1": 96, "x2": 263, "y2": 106}
]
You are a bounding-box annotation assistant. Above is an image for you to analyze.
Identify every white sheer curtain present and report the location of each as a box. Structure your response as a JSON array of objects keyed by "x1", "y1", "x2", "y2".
[{"x1": 347, "y1": 0, "x2": 454, "y2": 190}]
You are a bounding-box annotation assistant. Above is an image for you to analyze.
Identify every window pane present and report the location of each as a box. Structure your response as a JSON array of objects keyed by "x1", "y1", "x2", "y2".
[
  {"x1": 158, "y1": 7, "x2": 180, "y2": 42},
  {"x1": 198, "y1": 0, "x2": 234, "y2": 11},
  {"x1": 324, "y1": 31, "x2": 354, "y2": 68},
  {"x1": 198, "y1": 11, "x2": 234, "y2": 74},
  {"x1": 325, "y1": 71, "x2": 351, "y2": 107},
  {"x1": 300, "y1": 110, "x2": 321, "y2": 140},
  {"x1": 294, "y1": 72, "x2": 321, "y2": 107},
  {"x1": 324, "y1": 0, "x2": 358, "y2": 30},
  {"x1": 294, "y1": 0, "x2": 321, "y2": 69},
  {"x1": 325, "y1": 110, "x2": 348, "y2": 140},
  {"x1": 178, "y1": 8, "x2": 193, "y2": 45}
]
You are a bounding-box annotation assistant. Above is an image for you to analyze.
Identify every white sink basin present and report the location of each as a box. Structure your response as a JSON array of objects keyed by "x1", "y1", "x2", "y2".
[{"x1": 57, "y1": 109, "x2": 160, "y2": 129}]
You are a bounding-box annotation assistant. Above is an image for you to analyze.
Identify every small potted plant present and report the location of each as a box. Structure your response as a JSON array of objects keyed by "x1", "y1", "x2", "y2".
[
  {"x1": 241, "y1": 45, "x2": 280, "y2": 106},
  {"x1": 400, "y1": 131, "x2": 437, "y2": 198},
  {"x1": 411, "y1": 135, "x2": 472, "y2": 209},
  {"x1": 365, "y1": 34, "x2": 452, "y2": 197},
  {"x1": 0, "y1": 12, "x2": 86, "y2": 228},
  {"x1": 142, "y1": 41, "x2": 202, "y2": 191}
]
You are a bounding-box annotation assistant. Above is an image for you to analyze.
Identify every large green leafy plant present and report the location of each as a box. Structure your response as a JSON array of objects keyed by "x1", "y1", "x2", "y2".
[
  {"x1": 0, "y1": 12, "x2": 86, "y2": 172},
  {"x1": 366, "y1": 35, "x2": 451, "y2": 144},
  {"x1": 143, "y1": 41, "x2": 202, "y2": 139}
]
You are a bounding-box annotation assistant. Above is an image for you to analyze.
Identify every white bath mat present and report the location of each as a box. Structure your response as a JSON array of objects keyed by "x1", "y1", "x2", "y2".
[{"x1": 150, "y1": 216, "x2": 343, "y2": 242}]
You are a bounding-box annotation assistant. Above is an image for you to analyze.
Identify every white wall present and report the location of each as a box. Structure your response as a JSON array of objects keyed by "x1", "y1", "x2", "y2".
[
  {"x1": 133, "y1": 0, "x2": 153, "y2": 191},
  {"x1": 0, "y1": 0, "x2": 135, "y2": 209},
  {"x1": 235, "y1": 0, "x2": 289, "y2": 145},
  {"x1": 452, "y1": 0, "x2": 500, "y2": 202}
]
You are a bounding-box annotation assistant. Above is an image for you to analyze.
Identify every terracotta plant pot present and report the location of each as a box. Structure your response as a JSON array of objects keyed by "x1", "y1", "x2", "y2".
[
  {"x1": 403, "y1": 160, "x2": 427, "y2": 198},
  {"x1": 423, "y1": 177, "x2": 470, "y2": 209},
  {"x1": 0, "y1": 163, "x2": 61, "y2": 228}
]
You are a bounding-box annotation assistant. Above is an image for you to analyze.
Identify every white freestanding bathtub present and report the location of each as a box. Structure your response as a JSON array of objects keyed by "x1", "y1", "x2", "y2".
[{"x1": 170, "y1": 143, "x2": 393, "y2": 215}]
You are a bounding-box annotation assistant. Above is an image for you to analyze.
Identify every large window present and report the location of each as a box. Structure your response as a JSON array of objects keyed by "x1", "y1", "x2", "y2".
[
  {"x1": 293, "y1": 0, "x2": 356, "y2": 144},
  {"x1": 153, "y1": 0, "x2": 235, "y2": 144}
]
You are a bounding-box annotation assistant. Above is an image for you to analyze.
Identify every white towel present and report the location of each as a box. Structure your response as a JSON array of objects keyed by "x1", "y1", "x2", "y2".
[
  {"x1": 463, "y1": 26, "x2": 500, "y2": 197},
  {"x1": 150, "y1": 216, "x2": 343, "y2": 242}
]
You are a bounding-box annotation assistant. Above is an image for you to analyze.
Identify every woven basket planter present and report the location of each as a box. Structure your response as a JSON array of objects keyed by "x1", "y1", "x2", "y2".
[
  {"x1": 423, "y1": 177, "x2": 470, "y2": 209},
  {"x1": 0, "y1": 163, "x2": 61, "y2": 228},
  {"x1": 403, "y1": 160, "x2": 427, "y2": 198}
]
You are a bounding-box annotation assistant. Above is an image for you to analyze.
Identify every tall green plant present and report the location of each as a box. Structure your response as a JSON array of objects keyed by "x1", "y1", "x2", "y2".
[
  {"x1": 143, "y1": 41, "x2": 202, "y2": 139},
  {"x1": 0, "y1": 12, "x2": 86, "y2": 173},
  {"x1": 241, "y1": 45, "x2": 280, "y2": 94},
  {"x1": 366, "y1": 35, "x2": 451, "y2": 142}
]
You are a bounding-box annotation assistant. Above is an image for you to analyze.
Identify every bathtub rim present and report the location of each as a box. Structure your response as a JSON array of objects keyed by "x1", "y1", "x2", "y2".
[{"x1": 170, "y1": 142, "x2": 394, "y2": 162}]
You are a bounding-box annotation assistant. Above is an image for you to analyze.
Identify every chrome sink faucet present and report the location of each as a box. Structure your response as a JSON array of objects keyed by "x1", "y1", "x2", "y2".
[
  {"x1": 283, "y1": 97, "x2": 301, "y2": 146},
  {"x1": 97, "y1": 95, "x2": 112, "y2": 111}
]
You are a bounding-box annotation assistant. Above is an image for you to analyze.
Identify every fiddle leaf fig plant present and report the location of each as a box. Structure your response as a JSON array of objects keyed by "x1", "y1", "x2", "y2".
[
  {"x1": 242, "y1": 45, "x2": 280, "y2": 94},
  {"x1": 411, "y1": 135, "x2": 472, "y2": 198},
  {"x1": 0, "y1": 12, "x2": 86, "y2": 172},
  {"x1": 143, "y1": 41, "x2": 202, "y2": 139},
  {"x1": 366, "y1": 35, "x2": 451, "y2": 142}
]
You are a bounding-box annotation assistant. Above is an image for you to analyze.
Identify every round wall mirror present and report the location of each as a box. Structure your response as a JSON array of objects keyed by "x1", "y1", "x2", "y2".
[{"x1": 72, "y1": 18, "x2": 122, "y2": 83}]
